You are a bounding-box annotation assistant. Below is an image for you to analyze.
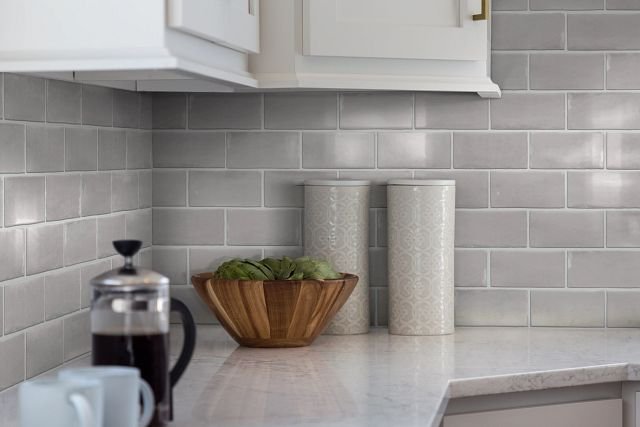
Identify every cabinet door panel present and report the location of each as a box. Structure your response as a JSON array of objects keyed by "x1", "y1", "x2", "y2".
[
  {"x1": 303, "y1": 0, "x2": 486, "y2": 61},
  {"x1": 168, "y1": 0, "x2": 259, "y2": 53},
  {"x1": 443, "y1": 398, "x2": 622, "y2": 427}
]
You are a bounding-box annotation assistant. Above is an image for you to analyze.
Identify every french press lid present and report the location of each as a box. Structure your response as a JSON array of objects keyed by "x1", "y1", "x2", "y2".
[{"x1": 91, "y1": 240, "x2": 169, "y2": 291}]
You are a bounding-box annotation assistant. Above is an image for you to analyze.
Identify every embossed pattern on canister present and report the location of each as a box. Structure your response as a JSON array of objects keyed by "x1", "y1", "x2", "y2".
[
  {"x1": 388, "y1": 179, "x2": 455, "y2": 336},
  {"x1": 304, "y1": 180, "x2": 370, "y2": 335}
]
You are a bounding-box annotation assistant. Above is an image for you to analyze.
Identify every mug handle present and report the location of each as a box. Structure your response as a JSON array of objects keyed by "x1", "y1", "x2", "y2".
[
  {"x1": 68, "y1": 393, "x2": 95, "y2": 427},
  {"x1": 169, "y1": 297, "x2": 196, "y2": 387},
  {"x1": 138, "y1": 379, "x2": 155, "y2": 427}
]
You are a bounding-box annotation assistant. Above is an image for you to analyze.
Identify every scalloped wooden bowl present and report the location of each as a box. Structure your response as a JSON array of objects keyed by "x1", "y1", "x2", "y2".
[{"x1": 191, "y1": 273, "x2": 359, "y2": 348}]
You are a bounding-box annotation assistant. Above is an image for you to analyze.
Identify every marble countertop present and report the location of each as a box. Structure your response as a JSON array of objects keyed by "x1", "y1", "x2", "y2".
[{"x1": 4, "y1": 326, "x2": 640, "y2": 427}]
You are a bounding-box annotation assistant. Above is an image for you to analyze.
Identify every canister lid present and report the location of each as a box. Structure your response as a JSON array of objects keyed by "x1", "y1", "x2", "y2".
[
  {"x1": 304, "y1": 179, "x2": 371, "y2": 186},
  {"x1": 387, "y1": 179, "x2": 455, "y2": 186},
  {"x1": 91, "y1": 240, "x2": 169, "y2": 291}
]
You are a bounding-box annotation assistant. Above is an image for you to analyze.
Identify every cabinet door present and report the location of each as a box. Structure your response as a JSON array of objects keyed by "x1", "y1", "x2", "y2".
[
  {"x1": 168, "y1": 0, "x2": 260, "y2": 53},
  {"x1": 303, "y1": 0, "x2": 487, "y2": 61}
]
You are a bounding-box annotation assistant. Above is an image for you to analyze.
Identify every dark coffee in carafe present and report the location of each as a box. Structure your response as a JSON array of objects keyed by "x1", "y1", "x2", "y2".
[{"x1": 90, "y1": 241, "x2": 196, "y2": 427}]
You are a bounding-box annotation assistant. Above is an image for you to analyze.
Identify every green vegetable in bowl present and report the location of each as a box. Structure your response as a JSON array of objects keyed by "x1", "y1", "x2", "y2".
[{"x1": 213, "y1": 256, "x2": 341, "y2": 281}]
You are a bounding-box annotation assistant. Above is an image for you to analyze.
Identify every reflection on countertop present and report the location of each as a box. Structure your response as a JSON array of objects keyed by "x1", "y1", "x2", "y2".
[{"x1": 4, "y1": 326, "x2": 640, "y2": 427}]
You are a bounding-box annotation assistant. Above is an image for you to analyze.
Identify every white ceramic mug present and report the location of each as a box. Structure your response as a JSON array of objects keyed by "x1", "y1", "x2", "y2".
[
  {"x1": 59, "y1": 366, "x2": 155, "y2": 427},
  {"x1": 19, "y1": 377, "x2": 103, "y2": 427}
]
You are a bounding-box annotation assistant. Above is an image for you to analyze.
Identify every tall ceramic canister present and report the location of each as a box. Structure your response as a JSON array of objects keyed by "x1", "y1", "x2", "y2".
[
  {"x1": 304, "y1": 180, "x2": 370, "y2": 335},
  {"x1": 387, "y1": 179, "x2": 455, "y2": 336}
]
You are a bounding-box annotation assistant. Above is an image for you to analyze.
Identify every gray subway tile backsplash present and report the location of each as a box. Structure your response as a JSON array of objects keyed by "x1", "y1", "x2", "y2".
[
  {"x1": 531, "y1": 290, "x2": 605, "y2": 327},
  {"x1": 453, "y1": 132, "x2": 528, "y2": 169},
  {"x1": 113, "y1": 90, "x2": 140, "y2": 129},
  {"x1": 530, "y1": 0, "x2": 604, "y2": 9},
  {"x1": 153, "y1": 131, "x2": 225, "y2": 168},
  {"x1": 98, "y1": 129, "x2": 126, "y2": 171},
  {"x1": 265, "y1": 92, "x2": 338, "y2": 130},
  {"x1": 377, "y1": 132, "x2": 451, "y2": 169},
  {"x1": 490, "y1": 171, "x2": 565, "y2": 208},
  {"x1": 492, "y1": 13, "x2": 565, "y2": 50},
  {"x1": 4, "y1": 73, "x2": 45, "y2": 122},
  {"x1": 569, "y1": 93, "x2": 640, "y2": 129},
  {"x1": 530, "y1": 53, "x2": 604, "y2": 90},
  {"x1": 81, "y1": 173, "x2": 111, "y2": 216},
  {"x1": 45, "y1": 269, "x2": 81, "y2": 320},
  {"x1": 530, "y1": 211, "x2": 604, "y2": 248},
  {"x1": 64, "y1": 219, "x2": 97, "y2": 266},
  {"x1": 491, "y1": 250, "x2": 565, "y2": 287},
  {"x1": 606, "y1": 53, "x2": 640, "y2": 89},
  {"x1": 227, "y1": 209, "x2": 301, "y2": 246},
  {"x1": 26, "y1": 224, "x2": 64, "y2": 275},
  {"x1": 5, "y1": 176, "x2": 45, "y2": 227},
  {"x1": 81, "y1": 85, "x2": 113, "y2": 127},
  {"x1": 491, "y1": 53, "x2": 528, "y2": 90},
  {"x1": 568, "y1": 251, "x2": 640, "y2": 287},
  {"x1": 490, "y1": 93, "x2": 565, "y2": 130},
  {"x1": 455, "y1": 211, "x2": 527, "y2": 248},
  {"x1": 455, "y1": 289, "x2": 529, "y2": 326},
  {"x1": 607, "y1": 133, "x2": 640, "y2": 169},
  {"x1": 607, "y1": 290, "x2": 640, "y2": 327},
  {"x1": 46, "y1": 79, "x2": 81, "y2": 124},
  {"x1": 189, "y1": 171, "x2": 261, "y2": 207},
  {"x1": 65, "y1": 127, "x2": 98, "y2": 171},
  {"x1": 26, "y1": 125, "x2": 64, "y2": 173},
  {"x1": 229, "y1": 132, "x2": 300, "y2": 169},
  {"x1": 0, "y1": 123, "x2": 26, "y2": 173},
  {"x1": 340, "y1": 92, "x2": 413, "y2": 129},
  {"x1": 189, "y1": 93, "x2": 262, "y2": 129},
  {"x1": 568, "y1": 171, "x2": 640, "y2": 208},
  {"x1": 152, "y1": 93, "x2": 187, "y2": 129},
  {"x1": 302, "y1": 132, "x2": 374, "y2": 169},
  {"x1": 4, "y1": 277, "x2": 44, "y2": 334},
  {"x1": 568, "y1": 14, "x2": 640, "y2": 50},
  {"x1": 530, "y1": 132, "x2": 604, "y2": 169},
  {"x1": 415, "y1": 93, "x2": 488, "y2": 130},
  {"x1": 46, "y1": 174, "x2": 81, "y2": 221},
  {"x1": 153, "y1": 208, "x2": 225, "y2": 245},
  {"x1": 606, "y1": 211, "x2": 640, "y2": 247}
]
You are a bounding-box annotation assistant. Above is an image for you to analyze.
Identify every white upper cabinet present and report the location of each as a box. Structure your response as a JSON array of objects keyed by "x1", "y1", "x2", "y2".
[
  {"x1": 303, "y1": 0, "x2": 486, "y2": 61},
  {"x1": 251, "y1": 0, "x2": 500, "y2": 97}
]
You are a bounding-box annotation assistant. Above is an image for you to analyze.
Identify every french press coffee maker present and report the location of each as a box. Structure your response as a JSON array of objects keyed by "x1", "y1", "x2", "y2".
[{"x1": 90, "y1": 240, "x2": 196, "y2": 427}]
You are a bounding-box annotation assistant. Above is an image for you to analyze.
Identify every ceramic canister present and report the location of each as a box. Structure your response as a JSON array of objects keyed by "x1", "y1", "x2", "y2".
[
  {"x1": 304, "y1": 180, "x2": 370, "y2": 335},
  {"x1": 387, "y1": 179, "x2": 455, "y2": 336}
]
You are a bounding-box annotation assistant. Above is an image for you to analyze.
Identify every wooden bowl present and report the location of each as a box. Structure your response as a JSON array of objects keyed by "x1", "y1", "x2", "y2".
[{"x1": 191, "y1": 273, "x2": 359, "y2": 348}]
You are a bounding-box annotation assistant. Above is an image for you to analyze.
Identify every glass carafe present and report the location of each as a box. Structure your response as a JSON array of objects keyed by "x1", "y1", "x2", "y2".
[{"x1": 90, "y1": 240, "x2": 196, "y2": 427}]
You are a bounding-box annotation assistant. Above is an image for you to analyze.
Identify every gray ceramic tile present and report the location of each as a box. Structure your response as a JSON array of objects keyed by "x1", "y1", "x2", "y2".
[
  {"x1": 139, "y1": 248, "x2": 152, "y2": 269},
  {"x1": 492, "y1": 13, "x2": 565, "y2": 50},
  {"x1": 66, "y1": 127, "x2": 97, "y2": 171},
  {"x1": 607, "y1": 133, "x2": 640, "y2": 169},
  {"x1": 453, "y1": 132, "x2": 528, "y2": 168},
  {"x1": 377, "y1": 132, "x2": 450, "y2": 168},
  {"x1": 339, "y1": 171, "x2": 411, "y2": 208},
  {"x1": 126, "y1": 130, "x2": 152, "y2": 169},
  {"x1": 569, "y1": 93, "x2": 640, "y2": 129},
  {"x1": 5, "y1": 176, "x2": 45, "y2": 226},
  {"x1": 152, "y1": 171, "x2": 187, "y2": 207},
  {"x1": 568, "y1": 171, "x2": 640, "y2": 208},
  {"x1": 493, "y1": 0, "x2": 528, "y2": 9},
  {"x1": 140, "y1": 93, "x2": 152, "y2": 130},
  {"x1": 80, "y1": 260, "x2": 111, "y2": 308},
  {"x1": 0, "y1": 229, "x2": 25, "y2": 281},
  {"x1": 64, "y1": 219, "x2": 97, "y2": 266},
  {"x1": 415, "y1": 93, "x2": 488, "y2": 130},
  {"x1": 153, "y1": 247, "x2": 188, "y2": 285},
  {"x1": 97, "y1": 215, "x2": 126, "y2": 258},
  {"x1": 569, "y1": 251, "x2": 640, "y2": 287},
  {"x1": 455, "y1": 250, "x2": 488, "y2": 287},
  {"x1": 0, "y1": 181, "x2": 3, "y2": 230},
  {"x1": 112, "y1": 172, "x2": 138, "y2": 212},
  {"x1": 376, "y1": 210, "x2": 388, "y2": 247},
  {"x1": 491, "y1": 53, "x2": 528, "y2": 90},
  {"x1": 98, "y1": 129, "x2": 126, "y2": 170},
  {"x1": 153, "y1": 209, "x2": 224, "y2": 245},
  {"x1": 607, "y1": 290, "x2": 640, "y2": 327},
  {"x1": 375, "y1": 287, "x2": 389, "y2": 326},
  {"x1": 530, "y1": 211, "x2": 604, "y2": 248},
  {"x1": 607, "y1": 0, "x2": 640, "y2": 8},
  {"x1": 265, "y1": 92, "x2": 338, "y2": 130},
  {"x1": 46, "y1": 174, "x2": 81, "y2": 221},
  {"x1": 189, "y1": 247, "x2": 262, "y2": 276},
  {"x1": 189, "y1": 171, "x2": 261, "y2": 207},
  {"x1": 4, "y1": 277, "x2": 44, "y2": 334},
  {"x1": 340, "y1": 93, "x2": 413, "y2": 129},
  {"x1": 4, "y1": 73, "x2": 45, "y2": 121},
  {"x1": 490, "y1": 171, "x2": 565, "y2": 208},
  {"x1": 530, "y1": 53, "x2": 604, "y2": 90},
  {"x1": 45, "y1": 269, "x2": 81, "y2": 320},
  {"x1": 455, "y1": 289, "x2": 529, "y2": 326},
  {"x1": 456, "y1": 211, "x2": 527, "y2": 247},
  {"x1": 491, "y1": 93, "x2": 565, "y2": 130},
  {"x1": 531, "y1": 290, "x2": 604, "y2": 327},
  {"x1": 153, "y1": 131, "x2": 225, "y2": 168},
  {"x1": 606, "y1": 211, "x2": 640, "y2": 247},
  {"x1": 414, "y1": 171, "x2": 489, "y2": 208},
  {"x1": 491, "y1": 250, "x2": 565, "y2": 287},
  {"x1": 113, "y1": 90, "x2": 140, "y2": 129},
  {"x1": 26, "y1": 125, "x2": 64, "y2": 173},
  {"x1": 264, "y1": 171, "x2": 337, "y2": 207},
  {"x1": 0, "y1": 73, "x2": 3, "y2": 118},
  {"x1": 152, "y1": 93, "x2": 187, "y2": 129},
  {"x1": 0, "y1": 334, "x2": 25, "y2": 390},
  {"x1": 531, "y1": 0, "x2": 603, "y2": 9},
  {"x1": 607, "y1": 54, "x2": 640, "y2": 89},
  {"x1": 46, "y1": 79, "x2": 81, "y2": 124},
  {"x1": 169, "y1": 287, "x2": 217, "y2": 324},
  {"x1": 63, "y1": 310, "x2": 90, "y2": 361},
  {"x1": 26, "y1": 224, "x2": 64, "y2": 275},
  {"x1": 262, "y1": 247, "x2": 303, "y2": 258},
  {"x1": 228, "y1": 132, "x2": 300, "y2": 168},
  {"x1": 26, "y1": 320, "x2": 63, "y2": 378},
  {"x1": 369, "y1": 248, "x2": 388, "y2": 287},
  {"x1": 138, "y1": 170, "x2": 152, "y2": 209},
  {"x1": 530, "y1": 132, "x2": 604, "y2": 169},
  {"x1": 189, "y1": 93, "x2": 261, "y2": 129},
  {"x1": 125, "y1": 210, "x2": 152, "y2": 247},
  {"x1": 0, "y1": 123, "x2": 25, "y2": 173},
  {"x1": 227, "y1": 209, "x2": 301, "y2": 246},
  {"x1": 568, "y1": 14, "x2": 640, "y2": 49},
  {"x1": 81, "y1": 85, "x2": 113, "y2": 126},
  {"x1": 302, "y1": 132, "x2": 374, "y2": 169},
  {"x1": 81, "y1": 173, "x2": 111, "y2": 216}
]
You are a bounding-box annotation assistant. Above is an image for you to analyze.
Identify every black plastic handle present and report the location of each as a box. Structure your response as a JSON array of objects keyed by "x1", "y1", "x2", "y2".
[{"x1": 169, "y1": 298, "x2": 196, "y2": 387}]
